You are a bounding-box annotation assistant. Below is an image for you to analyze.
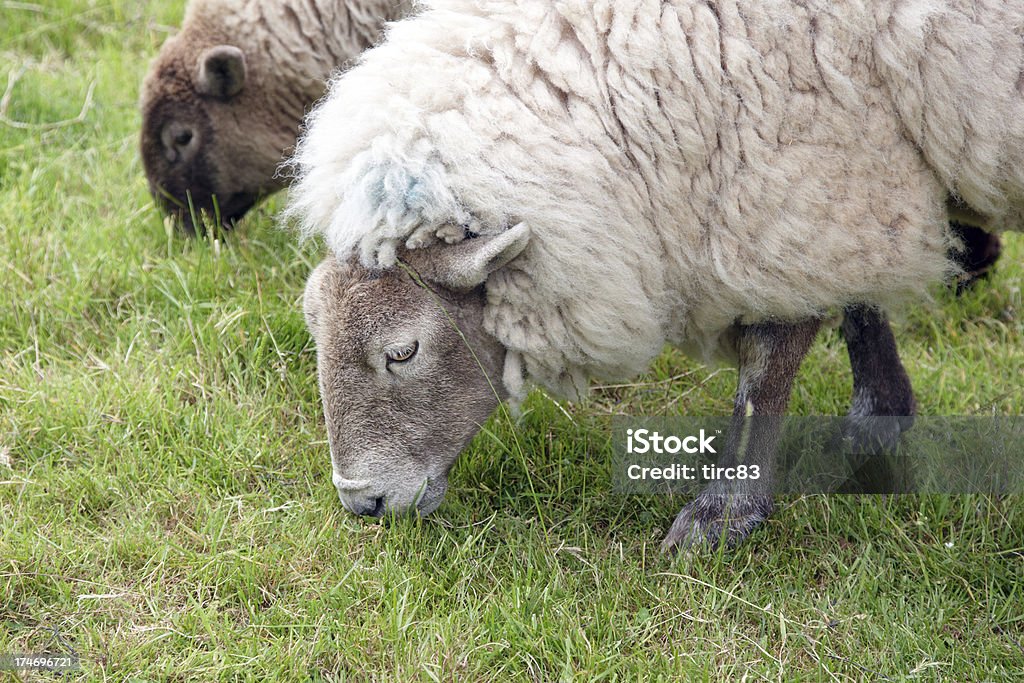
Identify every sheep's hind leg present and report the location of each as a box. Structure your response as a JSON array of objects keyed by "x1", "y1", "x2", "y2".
[
  {"x1": 950, "y1": 222, "x2": 1002, "y2": 293},
  {"x1": 841, "y1": 305, "x2": 916, "y2": 454},
  {"x1": 661, "y1": 318, "x2": 821, "y2": 553}
]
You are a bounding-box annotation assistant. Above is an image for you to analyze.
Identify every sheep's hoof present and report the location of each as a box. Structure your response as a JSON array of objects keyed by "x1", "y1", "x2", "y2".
[
  {"x1": 841, "y1": 414, "x2": 914, "y2": 456},
  {"x1": 660, "y1": 491, "x2": 772, "y2": 554}
]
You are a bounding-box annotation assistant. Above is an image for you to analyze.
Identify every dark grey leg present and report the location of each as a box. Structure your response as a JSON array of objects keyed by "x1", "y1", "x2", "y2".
[
  {"x1": 949, "y1": 222, "x2": 1001, "y2": 293},
  {"x1": 661, "y1": 318, "x2": 821, "y2": 552},
  {"x1": 841, "y1": 305, "x2": 916, "y2": 453}
]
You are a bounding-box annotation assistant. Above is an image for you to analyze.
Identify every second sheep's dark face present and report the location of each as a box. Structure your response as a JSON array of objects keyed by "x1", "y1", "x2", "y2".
[{"x1": 140, "y1": 39, "x2": 278, "y2": 233}]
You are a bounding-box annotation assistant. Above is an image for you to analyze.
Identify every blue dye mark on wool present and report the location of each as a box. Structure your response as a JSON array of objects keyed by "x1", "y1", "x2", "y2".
[
  {"x1": 349, "y1": 153, "x2": 470, "y2": 240},
  {"x1": 364, "y1": 164, "x2": 433, "y2": 213},
  {"x1": 366, "y1": 171, "x2": 389, "y2": 205},
  {"x1": 405, "y1": 177, "x2": 431, "y2": 207}
]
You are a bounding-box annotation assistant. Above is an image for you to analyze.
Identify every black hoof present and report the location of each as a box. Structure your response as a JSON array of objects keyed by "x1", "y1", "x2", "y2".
[{"x1": 661, "y1": 491, "x2": 772, "y2": 553}]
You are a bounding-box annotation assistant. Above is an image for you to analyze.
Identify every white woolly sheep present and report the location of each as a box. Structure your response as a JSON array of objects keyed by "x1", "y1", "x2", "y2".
[
  {"x1": 289, "y1": 0, "x2": 1024, "y2": 549},
  {"x1": 139, "y1": 0, "x2": 406, "y2": 232}
]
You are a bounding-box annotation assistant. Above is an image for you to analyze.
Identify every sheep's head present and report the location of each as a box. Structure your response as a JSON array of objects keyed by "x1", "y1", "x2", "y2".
[
  {"x1": 140, "y1": 35, "x2": 286, "y2": 233},
  {"x1": 303, "y1": 224, "x2": 531, "y2": 517}
]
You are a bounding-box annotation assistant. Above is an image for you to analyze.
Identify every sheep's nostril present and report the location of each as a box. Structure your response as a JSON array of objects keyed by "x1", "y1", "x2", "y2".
[{"x1": 348, "y1": 495, "x2": 386, "y2": 517}]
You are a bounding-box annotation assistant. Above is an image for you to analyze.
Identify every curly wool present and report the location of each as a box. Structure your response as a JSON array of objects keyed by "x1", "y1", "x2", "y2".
[
  {"x1": 180, "y1": 0, "x2": 402, "y2": 83},
  {"x1": 287, "y1": 0, "x2": 1024, "y2": 399}
]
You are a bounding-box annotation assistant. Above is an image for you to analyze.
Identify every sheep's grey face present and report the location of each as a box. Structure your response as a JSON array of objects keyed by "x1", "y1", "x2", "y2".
[
  {"x1": 140, "y1": 37, "x2": 281, "y2": 233},
  {"x1": 303, "y1": 257, "x2": 508, "y2": 518}
]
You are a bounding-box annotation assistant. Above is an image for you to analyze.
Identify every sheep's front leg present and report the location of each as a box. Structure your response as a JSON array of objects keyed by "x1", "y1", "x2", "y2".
[
  {"x1": 661, "y1": 318, "x2": 821, "y2": 553},
  {"x1": 841, "y1": 305, "x2": 916, "y2": 453}
]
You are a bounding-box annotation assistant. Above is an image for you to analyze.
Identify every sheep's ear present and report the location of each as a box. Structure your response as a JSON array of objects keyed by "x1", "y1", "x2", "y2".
[
  {"x1": 304, "y1": 257, "x2": 354, "y2": 338},
  {"x1": 197, "y1": 45, "x2": 246, "y2": 99},
  {"x1": 303, "y1": 259, "x2": 330, "y2": 338},
  {"x1": 407, "y1": 222, "x2": 531, "y2": 290}
]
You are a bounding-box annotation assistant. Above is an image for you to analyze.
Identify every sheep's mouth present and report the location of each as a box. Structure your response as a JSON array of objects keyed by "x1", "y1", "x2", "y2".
[
  {"x1": 211, "y1": 192, "x2": 259, "y2": 227},
  {"x1": 152, "y1": 186, "x2": 260, "y2": 235}
]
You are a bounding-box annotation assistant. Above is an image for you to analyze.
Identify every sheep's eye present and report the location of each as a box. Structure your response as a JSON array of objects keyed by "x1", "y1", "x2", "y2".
[{"x1": 385, "y1": 341, "x2": 419, "y2": 365}]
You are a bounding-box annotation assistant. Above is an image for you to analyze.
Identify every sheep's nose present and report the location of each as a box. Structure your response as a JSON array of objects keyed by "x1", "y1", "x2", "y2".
[{"x1": 340, "y1": 493, "x2": 386, "y2": 518}]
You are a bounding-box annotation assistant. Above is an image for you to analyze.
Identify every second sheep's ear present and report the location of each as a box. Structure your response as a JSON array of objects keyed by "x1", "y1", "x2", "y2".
[
  {"x1": 196, "y1": 45, "x2": 246, "y2": 99},
  {"x1": 406, "y1": 222, "x2": 531, "y2": 290}
]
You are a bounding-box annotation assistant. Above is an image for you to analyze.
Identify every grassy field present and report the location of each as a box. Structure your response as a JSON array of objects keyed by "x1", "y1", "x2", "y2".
[{"x1": 2, "y1": 1, "x2": 1023, "y2": 680}]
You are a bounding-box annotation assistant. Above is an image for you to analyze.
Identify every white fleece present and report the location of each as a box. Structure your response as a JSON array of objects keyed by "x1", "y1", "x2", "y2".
[{"x1": 286, "y1": 0, "x2": 1024, "y2": 399}]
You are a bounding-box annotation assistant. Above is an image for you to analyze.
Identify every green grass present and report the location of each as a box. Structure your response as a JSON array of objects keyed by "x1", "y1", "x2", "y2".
[{"x1": 2, "y1": 1, "x2": 1023, "y2": 680}]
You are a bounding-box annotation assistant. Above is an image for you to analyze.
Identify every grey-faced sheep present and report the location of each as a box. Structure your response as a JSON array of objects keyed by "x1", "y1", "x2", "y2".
[
  {"x1": 290, "y1": 0, "x2": 1024, "y2": 550},
  {"x1": 139, "y1": 0, "x2": 405, "y2": 232}
]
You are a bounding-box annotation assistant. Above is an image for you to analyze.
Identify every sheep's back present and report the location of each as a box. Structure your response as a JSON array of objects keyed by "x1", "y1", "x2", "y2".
[
  {"x1": 482, "y1": 0, "x2": 955, "y2": 363},
  {"x1": 872, "y1": 0, "x2": 1024, "y2": 222},
  {"x1": 289, "y1": 0, "x2": 963, "y2": 396}
]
